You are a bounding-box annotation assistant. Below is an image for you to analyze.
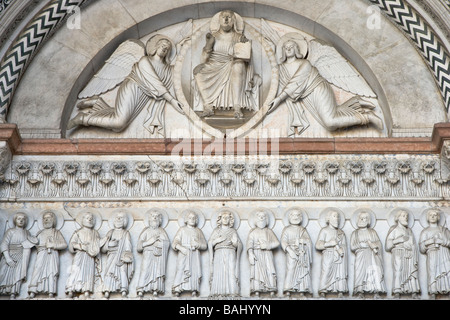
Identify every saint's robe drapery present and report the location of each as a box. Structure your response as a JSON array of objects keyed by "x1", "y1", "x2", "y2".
[
  {"x1": 350, "y1": 228, "x2": 386, "y2": 294},
  {"x1": 281, "y1": 225, "x2": 313, "y2": 293},
  {"x1": 316, "y1": 226, "x2": 348, "y2": 294},
  {"x1": 208, "y1": 226, "x2": 242, "y2": 298},
  {"x1": 28, "y1": 228, "x2": 67, "y2": 295},
  {"x1": 247, "y1": 227, "x2": 280, "y2": 294},
  {"x1": 0, "y1": 227, "x2": 37, "y2": 295},
  {"x1": 83, "y1": 56, "x2": 175, "y2": 136},
  {"x1": 136, "y1": 227, "x2": 170, "y2": 294},
  {"x1": 386, "y1": 224, "x2": 420, "y2": 295},
  {"x1": 65, "y1": 227, "x2": 101, "y2": 294},
  {"x1": 172, "y1": 226, "x2": 207, "y2": 294},
  {"x1": 193, "y1": 29, "x2": 259, "y2": 113},
  {"x1": 419, "y1": 225, "x2": 450, "y2": 294},
  {"x1": 101, "y1": 229, "x2": 134, "y2": 294},
  {"x1": 278, "y1": 59, "x2": 369, "y2": 136}
]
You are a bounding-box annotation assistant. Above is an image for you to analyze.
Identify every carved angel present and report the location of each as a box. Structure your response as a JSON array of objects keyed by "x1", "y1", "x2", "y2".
[
  {"x1": 67, "y1": 20, "x2": 193, "y2": 136},
  {"x1": 260, "y1": 20, "x2": 383, "y2": 136}
]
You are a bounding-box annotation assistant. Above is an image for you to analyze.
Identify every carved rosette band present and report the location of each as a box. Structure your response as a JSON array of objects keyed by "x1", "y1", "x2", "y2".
[{"x1": 1, "y1": 155, "x2": 448, "y2": 201}]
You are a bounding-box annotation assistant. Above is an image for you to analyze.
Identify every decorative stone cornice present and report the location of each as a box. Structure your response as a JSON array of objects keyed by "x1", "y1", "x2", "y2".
[
  {"x1": 1, "y1": 123, "x2": 449, "y2": 157},
  {"x1": 2, "y1": 153, "x2": 448, "y2": 202}
]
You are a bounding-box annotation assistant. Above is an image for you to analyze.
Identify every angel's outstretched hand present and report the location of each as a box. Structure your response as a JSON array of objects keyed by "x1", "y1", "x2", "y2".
[
  {"x1": 268, "y1": 97, "x2": 282, "y2": 114},
  {"x1": 171, "y1": 99, "x2": 185, "y2": 115}
]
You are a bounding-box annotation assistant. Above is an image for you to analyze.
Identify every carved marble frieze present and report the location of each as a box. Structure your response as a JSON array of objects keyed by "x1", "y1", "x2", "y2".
[
  {"x1": 67, "y1": 10, "x2": 387, "y2": 139},
  {"x1": 1, "y1": 154, "x2": 448, "y2": 201},
  {"x1": 0, "y1": 204, "x2": 449, "y2": 300}
]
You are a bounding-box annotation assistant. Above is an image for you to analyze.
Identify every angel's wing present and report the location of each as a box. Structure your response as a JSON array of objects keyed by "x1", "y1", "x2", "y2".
[
  {"x1": 259, "y1": 18, "x2": 281, "y2": 51},
  {"x1": 308, "y1": 40, "x2": 377, "y2": 98},
  {"x1": 171, "y1": 19, "x2": 194, "y2": 61},
  {"x1": 78, "y1": 39, "x2": 146, "y2": 99},
  {"x1": 172, "y1": 19, "x2": 194, "y2": 47}
]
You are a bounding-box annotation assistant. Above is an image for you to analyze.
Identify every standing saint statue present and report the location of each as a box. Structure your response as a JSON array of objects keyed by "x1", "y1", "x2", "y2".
[
  {"x1": 65, "y1": 211, "x2": 102, "y2": 299},
  {"x1": 208, "y1": 210, "x2": 242, "y2": 299},
  {"x1": 193, "y1": 10, "x2": 260, "y2": 119},
  {"x1": 0, "y1": 212, "x2": 37, "y2": 299},
  {"x1": 267, "y1": 32, "x2": 383, "y2": 136},
  {"x1": 247, "y1": 209, "x2": 280, "y2": 297},
  {"x1": 281, "y1": 208, "x2": 312, "y2": 297},
  {"x1": 385, "y1": 209, "x2": 420, "y2": 299},
  {"x1": 101, "y1": 210, "x2": 134, "y2": 299},
  {"x1": 315, "y1": 209, "x2": 348, "y2": 298},
  {"x1": 67, "y1": 34, "x2": 186, "y2": 136},
  {"x1": 419, "y1": 209, "x2": 450, "y2": 298},
  {"x1": 136, "y1": 209, "x2": 170, "y2": 298},
  {"x1": 172, "y1": 210, "x2": 207, "y2": 297},
  {"x1": 28, "y1": 211, "x2": 67, "y2": 299},
  {"x1": 350, "y1": 210, "x2": 386, "y2": 299}
]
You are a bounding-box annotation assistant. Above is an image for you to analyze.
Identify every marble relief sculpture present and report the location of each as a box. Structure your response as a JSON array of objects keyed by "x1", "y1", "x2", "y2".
[
  {"x1": 281, "y1": 208, "x2": 312, "y2": 297},
  {"x1": 136, "y1": 209, "x2": 170, "y2": 298},
  {"x1": 67, "y1": 26, "x2": 192, "y2": 135},
  {"x1": 28, "y1": 211, "x2": 67, "y2": 299},
  {"x1": 172, "y1": 210, "x2": 207, "y2": 297},
  {"x1": 0, "y1": 213, "x2": 37, "y2": 299},
  {"x1": 316, "y1": 209, "x2": 348, "y2": 298},
  {"x1": 101, "y1": 210, "x2": 134, "y2": 299},
  {"x1": 267, "y1": 33, "x2": 383, "y2": 136},
  {"x1": 247, "y1": 209, "x2": 280, "y2": 297},
  {"x1": 208, "y1": 209, "x2": 242, "y2": 299},
  {"x1": 419, "y1": 209, "x2": 450, "y2": 297},
  {"x1": 385, "y1": 209, "x2": 421, "y2": 299},
  {"x1": 65, "y1": 211, "x2": 102, "y2": 299},
  {"x1": 350, "y1": 210, "x2": 386, "y2": 299},
  {"x1": 65, "y1": 11, "x2": 387, "y2": 141},
  {"x1": 193, "y1": 10, "x2": 260, "y2": 119}
]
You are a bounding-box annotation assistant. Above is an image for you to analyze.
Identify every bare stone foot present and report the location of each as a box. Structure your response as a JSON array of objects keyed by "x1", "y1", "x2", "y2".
[
  {"x1": 368, "y1": 113, "x2": 384, "y2": 131},
  {"x1": 201, "y1": 109, "x2": 215, "y2": 118},
  {"x1": 77, "y1": 97, "x2": 99, "y2": 109},
  {"x1": 67, "y1": 112, "x2": 85, "y2": 130},
  {"x1": 234, "y1": 111, "x2": 243, "y2": 119}
]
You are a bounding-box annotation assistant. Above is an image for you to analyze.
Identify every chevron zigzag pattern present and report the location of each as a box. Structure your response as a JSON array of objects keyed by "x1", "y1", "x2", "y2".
[
  {"x1": 0, "y1": 0, "x2": 85, "y2": 120},
  {"x1": 0, "y1": 0, "x2": 449, "y2": 121},
  {"x1": 369, "y1": 0, "x2": 450, "y2": 114}
]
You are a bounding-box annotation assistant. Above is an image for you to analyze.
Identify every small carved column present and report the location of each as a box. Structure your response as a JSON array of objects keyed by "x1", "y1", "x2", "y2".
[
  {"x1": 441, "y1": 140, "x2": 450, "y2": 180},
  {"x1": 0, "y1": 141, "x2": 12, "y2": 181}
]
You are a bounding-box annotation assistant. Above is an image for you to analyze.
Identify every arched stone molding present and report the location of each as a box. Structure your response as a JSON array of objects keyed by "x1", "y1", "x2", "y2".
[{"x1": 368, "y1": 0, "x2": 450, "y2": 116}]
